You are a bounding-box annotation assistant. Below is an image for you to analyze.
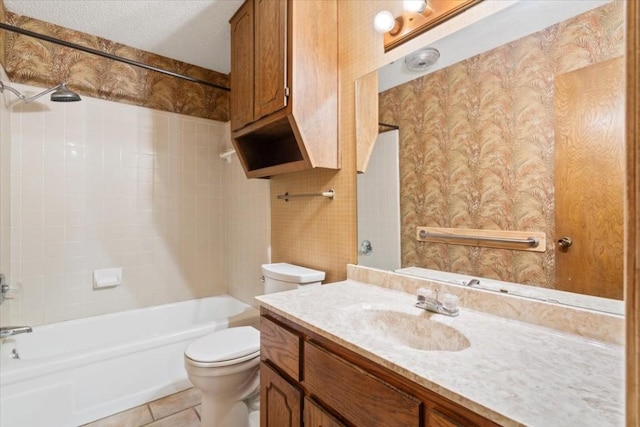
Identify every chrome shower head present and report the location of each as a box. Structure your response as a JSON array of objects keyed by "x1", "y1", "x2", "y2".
[
  {"x1": 0, "y1": 80, "x2": 81, "y2": 103},
  {"x1": 50, "y1": 83, "x2": 81, "y2": 102}
]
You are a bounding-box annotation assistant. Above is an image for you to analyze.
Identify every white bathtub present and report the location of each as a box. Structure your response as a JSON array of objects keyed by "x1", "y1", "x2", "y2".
[{"x1": 0, "y1": 295, "x2": 259, "y2": 427}]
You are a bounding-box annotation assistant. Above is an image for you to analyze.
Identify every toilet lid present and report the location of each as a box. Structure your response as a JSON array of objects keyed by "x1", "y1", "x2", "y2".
[{"x1": 185, "y1": 326, "x2": 260, "y2": 364}]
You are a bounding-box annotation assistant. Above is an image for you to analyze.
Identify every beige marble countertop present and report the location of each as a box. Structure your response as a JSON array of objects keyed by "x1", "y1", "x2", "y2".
[{"x1": 255, "y1": 280, "x2": 624, "y2": 427}]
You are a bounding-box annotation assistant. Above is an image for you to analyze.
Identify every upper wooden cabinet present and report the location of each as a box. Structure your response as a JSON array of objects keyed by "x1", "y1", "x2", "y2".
[
  {"x1": 230, "y1": 0, "x2": 254, "y2": 131},
  {"x1": 229, "y1": 0, "x2": 339, "y2": 178}
]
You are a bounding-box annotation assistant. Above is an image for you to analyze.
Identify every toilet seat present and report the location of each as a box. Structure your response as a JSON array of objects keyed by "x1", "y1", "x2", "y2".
[{"x1": 185, "y1": 326, "x2": 260, "y2": 367}]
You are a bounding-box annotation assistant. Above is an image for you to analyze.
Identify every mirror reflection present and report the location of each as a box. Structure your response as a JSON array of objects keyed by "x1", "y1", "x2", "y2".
[{"x1": 356, "y1": 0, "x2": 625, "y2": 313}]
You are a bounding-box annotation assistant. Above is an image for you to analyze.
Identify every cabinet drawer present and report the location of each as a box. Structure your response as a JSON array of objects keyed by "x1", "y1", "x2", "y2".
[
  {"x1": 304, "y1": 342, "x2": 421, "y2": 427},
  {"x1": 261, "y1": 316, "x2": 301, "y2": 380}
]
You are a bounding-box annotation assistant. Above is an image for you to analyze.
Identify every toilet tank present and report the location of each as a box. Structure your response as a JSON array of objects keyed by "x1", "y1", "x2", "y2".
[{"x1": 262, "y1": 263, "x2": 326, "y2": 294}]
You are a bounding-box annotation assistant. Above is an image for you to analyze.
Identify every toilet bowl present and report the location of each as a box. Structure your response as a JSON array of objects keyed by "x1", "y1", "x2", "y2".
[
  {"x1": 184, "y1": 263, "x2": 325, "y2": 427},
  {"x1": 184, "y1": 327, "x2": 260, "y2": 427}
]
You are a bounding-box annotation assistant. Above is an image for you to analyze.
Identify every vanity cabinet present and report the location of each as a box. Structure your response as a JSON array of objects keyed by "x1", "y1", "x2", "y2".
[
  {"x1": 260, "y1": 308, "x2": 499, "y2": 427},
  {"x1": 229, "y1": 0, "x2": 339, "y2": 178}
]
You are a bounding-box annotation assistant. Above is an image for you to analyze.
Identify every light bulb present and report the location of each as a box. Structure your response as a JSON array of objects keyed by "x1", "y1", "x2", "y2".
[
  {"x1": 403, "y1": 0, "x2": 427, "y2": 13},
  {"x1": 374, "y1": 10, "x2": 395, "y2": 34}
]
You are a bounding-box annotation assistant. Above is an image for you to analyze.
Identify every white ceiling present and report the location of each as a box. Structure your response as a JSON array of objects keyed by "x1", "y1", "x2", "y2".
[{"x1": 4, "y1": 0, "x2": 244, "y2": 74}]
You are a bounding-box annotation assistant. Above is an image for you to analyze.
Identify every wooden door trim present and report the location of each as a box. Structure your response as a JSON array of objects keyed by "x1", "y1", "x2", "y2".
[{"x1": 626, "y1": 1, "x2": 639, "y2": 425}]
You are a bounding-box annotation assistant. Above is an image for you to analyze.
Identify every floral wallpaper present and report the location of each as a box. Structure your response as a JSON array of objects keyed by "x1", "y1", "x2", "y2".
[
  {"x1": 2, "y1": 11, "x2": 229, "y2": 121},
  {"x1": 0, "y1": 2, "x2": 6, "y2": 65},
  {"x1": 379, "y1": 2, "x2": 624, "y2": 289}
]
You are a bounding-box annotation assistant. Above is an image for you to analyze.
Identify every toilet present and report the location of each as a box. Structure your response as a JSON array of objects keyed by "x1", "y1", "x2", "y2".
[{"x1": 184, "y1": 263, "x2": 325, "y2": 427}]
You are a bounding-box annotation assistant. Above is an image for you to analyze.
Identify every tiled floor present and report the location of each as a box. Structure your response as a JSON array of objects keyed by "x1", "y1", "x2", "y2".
[{"x1": 82, "y1": 388, "x2": 202, "y2": 427}]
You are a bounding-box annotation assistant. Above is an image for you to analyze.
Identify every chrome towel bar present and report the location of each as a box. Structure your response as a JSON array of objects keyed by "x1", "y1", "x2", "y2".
[
  {"x1": 418, "y1": 230, "x2": 539, "y2": 248},
  {"x1": 277, "y1": 189, "x2": 334, "y2": 202},
  {"x1": 416, "y1": 227, "x2": 546, "y2": 252}
]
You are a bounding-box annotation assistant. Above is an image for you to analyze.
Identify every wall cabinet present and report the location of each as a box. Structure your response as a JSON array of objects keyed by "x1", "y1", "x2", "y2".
[
  {"x1": 260, "y1": 308, "x2": 500, "y2": 427},
  {"x1": 229, "y1": 0, "x2": 339, "y2": 178}
]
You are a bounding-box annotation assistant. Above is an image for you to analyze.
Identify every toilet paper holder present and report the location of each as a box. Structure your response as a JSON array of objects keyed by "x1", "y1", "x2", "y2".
[{"x1": 93, "y1": 268, "x2": 122, "y2": 289}]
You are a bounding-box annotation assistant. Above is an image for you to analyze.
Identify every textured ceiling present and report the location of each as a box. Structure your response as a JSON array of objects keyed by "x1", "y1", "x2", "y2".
[{"x1": 4, "y1": 0, "x2": 244, "y2": 74}]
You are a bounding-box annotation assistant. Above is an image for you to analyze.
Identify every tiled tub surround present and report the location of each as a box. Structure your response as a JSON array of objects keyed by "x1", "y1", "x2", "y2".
[
  {"x1": 256, "y1": 281, "x2": 624, "y2": 427},
  {"x1": 0, "y1": 80, "x2": 270, "y2": 326}
]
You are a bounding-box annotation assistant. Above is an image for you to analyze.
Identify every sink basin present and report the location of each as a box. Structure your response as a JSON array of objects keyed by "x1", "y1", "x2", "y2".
[{"x1": 341, "y1": 305, "x2": 470, "y2": 352}]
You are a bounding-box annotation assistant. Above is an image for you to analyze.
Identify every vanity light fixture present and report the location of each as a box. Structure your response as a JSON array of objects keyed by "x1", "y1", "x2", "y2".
[
  {"x1": 403, "y1": 0, "x2": 432, "y2": 14},
  {"x1": 374, "y1": 0, "x2": 480, "y2": 52},
  {"x1": 374, "y1": 0, "x2": 434, "y2": 34},
  {"x1": 374, "y1": 10, "x2": 396, "y2": 34}
]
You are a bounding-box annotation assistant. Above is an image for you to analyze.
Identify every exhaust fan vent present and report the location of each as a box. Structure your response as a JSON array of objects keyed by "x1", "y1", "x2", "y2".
[{"x1": 405, "y1": 47, "x2": 440, "y2": 72}]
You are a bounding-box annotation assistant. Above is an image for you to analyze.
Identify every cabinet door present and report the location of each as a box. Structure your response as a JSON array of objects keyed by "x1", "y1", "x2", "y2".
[
  {"x1": 304, "y1": 397, "x2": 346, "y2": 427},
  {"x1": 261, "y1": 362, "x2": 302, "y2": 427},
  {"x1": 230, "y1": 0, "x2": 254, "y2": 131},
  {"x1": 254, "y1": 0, "x2": 287, "y2": 120}
]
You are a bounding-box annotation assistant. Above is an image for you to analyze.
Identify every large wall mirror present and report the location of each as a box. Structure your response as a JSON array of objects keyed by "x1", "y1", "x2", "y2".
[{"x1": 356, "y1": 0, "x2": 625, "y2": 315}]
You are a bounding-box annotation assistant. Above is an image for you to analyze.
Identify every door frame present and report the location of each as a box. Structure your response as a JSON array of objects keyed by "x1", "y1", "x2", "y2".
[{"x1": 626, "y1": 1, "x2": 639, "y2": 425}]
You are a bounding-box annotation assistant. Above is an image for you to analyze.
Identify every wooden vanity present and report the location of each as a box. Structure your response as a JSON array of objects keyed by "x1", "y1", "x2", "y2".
[
  {"x1": 260, "y1": 309, "x2": 498, "y2": 427},
  {"x1": 256, "y1": 280, "x2": 624, "y2": 427}
]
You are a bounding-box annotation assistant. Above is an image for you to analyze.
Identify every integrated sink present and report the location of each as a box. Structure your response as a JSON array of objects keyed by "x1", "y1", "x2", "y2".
[{"x1": 341, "y1": 305, "x2": 470, "y2": 352}]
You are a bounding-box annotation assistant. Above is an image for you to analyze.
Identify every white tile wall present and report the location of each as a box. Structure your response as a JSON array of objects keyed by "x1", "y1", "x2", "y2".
[
  {"x1": 0, "y1": 67, "x2": 12, "y2": 326},
  {"x1": 224, "y1": 135, "x2": 271, "y2": 304},
  {"x1": 357, "y1": 130, "x2": 401, "y2": 271},
  {"x1": 0, "y1": 81, "x2": 270, "y2": 326}
]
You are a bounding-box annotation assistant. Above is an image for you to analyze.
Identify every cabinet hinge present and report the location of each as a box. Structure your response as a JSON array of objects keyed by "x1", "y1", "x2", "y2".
[{"x1": 284, "y1": 86, "x2": 290, "y2": 97}]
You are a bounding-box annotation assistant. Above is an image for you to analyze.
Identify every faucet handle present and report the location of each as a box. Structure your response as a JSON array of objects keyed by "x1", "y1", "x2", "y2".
[
  {"x1": 442, "y1": 293, "x2": 459, "y2": 312},
  {"x1": 0, "y1": 274, "x2": 20, "y2": 304},
  {"x1": 417, "y1": 287, "x2": 432, "y2": 302}
]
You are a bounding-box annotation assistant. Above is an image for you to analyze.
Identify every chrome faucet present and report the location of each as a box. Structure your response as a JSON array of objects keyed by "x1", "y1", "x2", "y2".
[
  {"x1": 416, "y1": 288, "x2": 459, "y2": 317},
  {"x1": 465, "y1": 279, "x2": 480, "y2": 287},
  {"x1": 0, "y1": 326, "x2": 33, "y2": 339}
]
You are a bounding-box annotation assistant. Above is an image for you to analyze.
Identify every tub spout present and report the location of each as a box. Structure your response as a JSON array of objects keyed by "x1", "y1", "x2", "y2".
[{"x1": 0, "y1": 326, "x2": 32, "y2": 339}]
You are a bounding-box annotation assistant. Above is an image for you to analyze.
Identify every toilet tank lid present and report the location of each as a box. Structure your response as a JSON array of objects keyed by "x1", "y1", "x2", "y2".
[{"x1": 261, "y1": 263, "x2": 326, "y2": 283}]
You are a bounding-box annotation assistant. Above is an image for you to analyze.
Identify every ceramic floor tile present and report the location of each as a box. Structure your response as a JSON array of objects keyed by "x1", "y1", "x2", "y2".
[
  {"x1": 81, "y1": 404, "x2": 153, "y2": 427},
  {"x1": 148, "y1": 387, "x2": 201, "y2": 420},
  {"x1": 144, "y1": 408, "x2": 200, "y2": 427}
]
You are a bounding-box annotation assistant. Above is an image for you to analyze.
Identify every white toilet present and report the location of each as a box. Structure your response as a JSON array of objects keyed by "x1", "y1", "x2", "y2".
[{"x1": 184, "y1": 263, "x2": 325, "y2": 427}]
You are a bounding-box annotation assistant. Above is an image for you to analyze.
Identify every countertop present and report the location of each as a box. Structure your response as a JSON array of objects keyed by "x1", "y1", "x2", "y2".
[{"x1": 255, "y1": 280, "x2": 625, "y2": 427}]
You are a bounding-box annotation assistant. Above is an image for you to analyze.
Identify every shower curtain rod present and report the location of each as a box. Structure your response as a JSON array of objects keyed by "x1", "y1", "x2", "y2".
[{"x1": 0, "y1": 22, "x2": 231, "y2": 92}]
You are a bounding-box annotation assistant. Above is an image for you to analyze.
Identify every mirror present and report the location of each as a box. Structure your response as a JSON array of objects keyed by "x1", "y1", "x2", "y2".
[{"x1": 356, "y1": 0, "x2": 625, "y2": 314}]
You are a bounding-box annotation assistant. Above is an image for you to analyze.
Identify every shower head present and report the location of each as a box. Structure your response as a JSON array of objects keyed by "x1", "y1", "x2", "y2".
[
  {"x1": 0, "y1": 81, "x2": 81, "y2": 103},
  {"x1": 50, "y1": 83, "x2": 81, "y2": 102}
]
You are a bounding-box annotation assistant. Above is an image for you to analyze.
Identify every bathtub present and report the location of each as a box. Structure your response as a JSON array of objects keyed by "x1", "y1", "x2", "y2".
[{"x1": 0, "y1": 295, "x2": 259, "y2": 427}]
